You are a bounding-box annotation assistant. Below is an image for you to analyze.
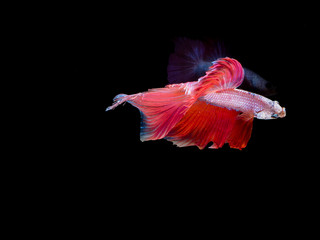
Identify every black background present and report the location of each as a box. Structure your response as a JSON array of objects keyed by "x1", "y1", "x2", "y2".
[
  {"x1": 62, "y1": 4, "x2": 315, "y2": 192},
  {"x1": 41, "y1": 3, "x2": 319, "y2": 234}
]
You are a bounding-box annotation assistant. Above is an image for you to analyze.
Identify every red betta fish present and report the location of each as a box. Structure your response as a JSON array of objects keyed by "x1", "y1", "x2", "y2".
[{"x1": 106, "y1": 58, "x2": 286, "y2": 150}]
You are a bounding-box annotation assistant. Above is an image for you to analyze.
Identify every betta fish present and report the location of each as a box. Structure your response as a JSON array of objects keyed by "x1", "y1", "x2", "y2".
[
  {"x1": 106, "y1": 57, "x2": 286, "y2": 150},
  {"x1": 167, "y1": 38, "x2": 277, "y2": 96}
]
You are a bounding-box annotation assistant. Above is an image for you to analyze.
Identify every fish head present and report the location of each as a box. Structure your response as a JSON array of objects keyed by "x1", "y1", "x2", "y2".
[
  {"x1": 256, "y1": 101, "x2": 286, "y2": 119},
  {"x1": 272, "y1": 101, "x2": 286, "y2": 118}
]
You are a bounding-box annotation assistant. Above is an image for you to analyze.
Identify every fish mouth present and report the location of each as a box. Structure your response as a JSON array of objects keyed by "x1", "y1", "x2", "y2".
[
  {"x1": 279, "y1": 107, "x2": 286, "y2": 118},
  {"x1": 271, "y1": 107, "x2": 286, "y2": 119}
]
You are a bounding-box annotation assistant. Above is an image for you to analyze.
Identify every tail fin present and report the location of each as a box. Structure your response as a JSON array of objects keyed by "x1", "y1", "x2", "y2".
[
  {"x1": 106, "y1": 84, "x2": 195, "y2": 141},
  {"x1": 167, "y1": 38, "x2": 227, "y2": 84},
  {"x1": 106, "y1": 94, "x2": 130, "y2": 111}
]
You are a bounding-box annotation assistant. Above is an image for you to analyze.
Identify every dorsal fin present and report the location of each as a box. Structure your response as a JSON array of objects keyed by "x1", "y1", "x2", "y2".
[{"x1": 195, "y1": 57, "x2": 244, "y2": 94}]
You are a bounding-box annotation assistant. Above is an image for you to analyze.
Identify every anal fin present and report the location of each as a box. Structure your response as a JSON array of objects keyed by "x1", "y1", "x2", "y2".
[{"x1": 166, "y1": 100, "x2": 239, "y2": 149}]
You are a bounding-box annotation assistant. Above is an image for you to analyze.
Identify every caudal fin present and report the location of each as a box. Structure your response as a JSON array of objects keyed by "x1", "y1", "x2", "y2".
[
  {"x1": 106, "y1": 84, "x2": 195, "y2": 142},
  {"x1": 106, "y1": 94, "x2": 130, "y2": 111}
]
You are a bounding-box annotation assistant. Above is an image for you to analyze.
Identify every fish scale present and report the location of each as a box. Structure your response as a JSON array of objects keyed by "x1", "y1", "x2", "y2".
[{"x1": 202, "y1": 89, "x2": 271, "y2": 114}]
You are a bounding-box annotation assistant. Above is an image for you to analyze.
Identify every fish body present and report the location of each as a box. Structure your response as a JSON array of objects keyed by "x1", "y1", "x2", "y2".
[
  {"x1": 107, "y1": 58, "x2": 285, "y2": 150},
  {"x1": 202, "y1": 89, "x2": 285, "y2": 119}
]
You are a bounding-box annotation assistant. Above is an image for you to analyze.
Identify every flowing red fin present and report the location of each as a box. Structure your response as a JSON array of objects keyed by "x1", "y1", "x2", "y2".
[
  {"x1": 227, "y1": 112, "x2": 254, "y2": 150},
  {"x1": 108, "y1": 84, "x2": 195, "y2": 142},
  {"x1": 165, "y1": 99, "x2": 239, "y2": 149},
  {"x1": 195, "y1": 58, "x2": 244, "y2": 95}
]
